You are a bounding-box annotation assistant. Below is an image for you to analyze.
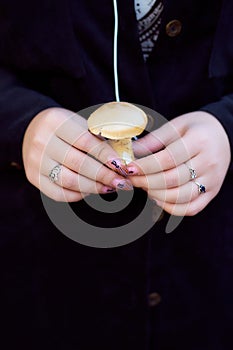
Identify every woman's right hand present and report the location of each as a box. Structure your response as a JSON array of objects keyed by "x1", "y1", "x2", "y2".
[{"x1": 22, "y1": 107, "x2": 133, "y2": 202}]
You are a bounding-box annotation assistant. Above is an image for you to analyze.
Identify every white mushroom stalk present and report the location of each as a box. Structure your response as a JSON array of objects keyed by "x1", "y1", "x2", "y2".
[{"x1": 88, "y1": 102, "x2": 148, "y2": 164}]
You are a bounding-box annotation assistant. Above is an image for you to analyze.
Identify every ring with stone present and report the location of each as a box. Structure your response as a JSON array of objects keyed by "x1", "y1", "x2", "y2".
[
  {"x1": 49, "y1": 164, "x2": 61, "y2": 183},
  {"x1": 194, "y1": 181, "x2": 206, "y2": 194}
]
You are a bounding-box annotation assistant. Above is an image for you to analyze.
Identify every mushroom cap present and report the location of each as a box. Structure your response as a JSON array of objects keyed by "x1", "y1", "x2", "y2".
[{"x1": 87, "y1": 101, "x2": 148, "y2": 139}]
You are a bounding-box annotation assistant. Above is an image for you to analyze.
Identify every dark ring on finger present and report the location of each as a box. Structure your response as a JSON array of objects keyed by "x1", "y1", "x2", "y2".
[{"x1": 194, "y1": 181, "x2": 206, "y2": 194}]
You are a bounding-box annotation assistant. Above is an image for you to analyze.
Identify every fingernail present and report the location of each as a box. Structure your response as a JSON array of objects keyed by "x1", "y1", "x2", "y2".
[
  {"x1": 112, "y1": 179, "x2": 133, "y2": 191},
  {"x1": 107, "y1": 159, "x2": 129, "y2": 177},
  {"x1": 126, "y1": 166, "x2": 139, "y2": 175},
  {"x1": 102, "y1": 186, "x2": 116, "y2": 193}
]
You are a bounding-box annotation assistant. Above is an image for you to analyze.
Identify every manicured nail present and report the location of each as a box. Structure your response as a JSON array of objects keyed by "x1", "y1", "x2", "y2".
[
  {"x1": 112, "y1": 179, "x2": 133, "y2": 191},
  {"x1": 107, "y1": 159, "x2": 129, "y2": 176},
  {"x1": 102, "y1": 186, "x2": 116, "y2": 193},
  {"x1": 126, "y1": 166, "x2": 139, "y2": 175}
]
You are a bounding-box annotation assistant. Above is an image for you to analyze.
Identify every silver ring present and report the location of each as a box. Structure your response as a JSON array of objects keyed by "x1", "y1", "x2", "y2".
[
  {"x1": 187, "y1": 166, "x2": 197, "y2": 179},
  {"x1": 49, "y1": 164, "x2": 61, "y2": 183},
  {"x1": 194, "y1": 181, "x2": 206, "y2": 194}
]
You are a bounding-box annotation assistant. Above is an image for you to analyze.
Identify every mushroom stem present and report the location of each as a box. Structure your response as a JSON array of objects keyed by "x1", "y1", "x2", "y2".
[{"x1": 108, "y1": 138, "x2": 134, "y2": 165}]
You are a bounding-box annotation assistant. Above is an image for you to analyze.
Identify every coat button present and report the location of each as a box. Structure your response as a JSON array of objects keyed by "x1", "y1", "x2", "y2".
[
  {"x1": 166, "y1": 20, "x2": 182, "y2": 37},
  {"x1": 148, "y1": 292, "x2": 161, "y2": 307}
]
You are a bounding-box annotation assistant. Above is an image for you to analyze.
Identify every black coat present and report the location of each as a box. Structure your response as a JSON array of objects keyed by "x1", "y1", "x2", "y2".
[{"x1": 0, "y1": 1, "x2": 233, "y2": 349}]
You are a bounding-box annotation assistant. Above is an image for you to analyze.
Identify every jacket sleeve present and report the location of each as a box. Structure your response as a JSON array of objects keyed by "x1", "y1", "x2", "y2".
[
  {"x1": 0, "y1": 67, "x2": 60, "y2": 170},
  {"x1": 198, "y1": 0, "x2": 233, "y2": 173},
  {"x1": 200, "y1": 94, "x2": 233, "y2": 172}
]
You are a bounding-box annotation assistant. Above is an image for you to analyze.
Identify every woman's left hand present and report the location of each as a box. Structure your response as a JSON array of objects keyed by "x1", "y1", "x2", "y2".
[{"x1": 128, "y1": 111, "x2": 231, "y2": 216}]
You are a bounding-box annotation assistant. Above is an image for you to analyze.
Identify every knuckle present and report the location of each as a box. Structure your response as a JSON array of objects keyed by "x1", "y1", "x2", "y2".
[
  {"x1": 206, "y1": 158, "x2": 218, "y2": 171},
  {"x1": 45, "y1": 108, "x2": 68, "y2": 126},
  {"x1": 62, "y1": 174, "x2": 77, "y2": 190},
  {"x1": 164, "y1": 172, "x2": 178, "y2": 188},
  {"x1": 65, "y1": 149, "x2": 82, "y2": 170},
  {"x1": 160, "y1": 149, "x2": 176, "y2": 169},
  {"x1": 96, "y1": 165, "x2": 114, "y2": 185},
  {"x1": 142, "y1": 176, "x2": 150, "y2": 189},
  {"x1": 196, "y1": 134, "x2": 207, "y2": 149},
  {"x1": 31, "y1": 133, "x2": 46, "y2": 153},
  {"x1": 90, "y1": 142, "x2": 108, "y2": 162},
  {"x1": 76, "y1": 130, "x2": 93, "y2": 150}
]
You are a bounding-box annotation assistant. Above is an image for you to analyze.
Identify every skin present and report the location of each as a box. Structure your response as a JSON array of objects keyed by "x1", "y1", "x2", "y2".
[
  {"x1": 23, "y1": 108, "x2": 231, "y2": 217},
  {"x1": 22, "y1": 107, "x2": 133, "y2": 202},
  {"x1": 128, "y1": 111, "x2": 231, "y2": 216}
]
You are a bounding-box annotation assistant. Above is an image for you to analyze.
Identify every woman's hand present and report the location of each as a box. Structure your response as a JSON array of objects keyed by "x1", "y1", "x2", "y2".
[
  {"x1": 22, "y1": 107, "x2": 132, "y2": 202},
  {"x1": 128, "y1": 111, "x2": 231, "y2": 216}
]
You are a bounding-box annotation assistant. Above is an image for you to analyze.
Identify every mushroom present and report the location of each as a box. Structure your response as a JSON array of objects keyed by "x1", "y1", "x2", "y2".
[{"x1": 87, "y1": 101, "x2": 148, "y2": 164}]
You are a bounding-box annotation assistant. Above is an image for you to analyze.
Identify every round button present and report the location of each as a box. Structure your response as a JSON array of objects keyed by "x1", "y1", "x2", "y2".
[
  {"x1": 148, "y1": 292, "x2": 161, "y2": 307},
  {"x1": 166, "y1": 20, "x2": 182, "y2": 37}
]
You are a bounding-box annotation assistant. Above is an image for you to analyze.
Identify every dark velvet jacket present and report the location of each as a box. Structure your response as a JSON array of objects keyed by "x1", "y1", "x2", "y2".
[{"x1": 0, "y1": 1, "x2": 233, "y2": 349}]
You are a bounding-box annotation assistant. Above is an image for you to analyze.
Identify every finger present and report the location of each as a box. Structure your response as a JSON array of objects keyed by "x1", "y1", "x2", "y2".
[
  {"x1": 132, "y1": 119, "x2": 185, "y2": 157},
  {"x1": 55, "y1": 115, "x2": 128, "y2": 173},
  {"x1": 39, "y1": 175, "x2": 90, "y2": 202},
  {"x1": 132, "y1": 135, "x2": 165, "y2": 158},
  {"x1": 129, "y1": 163, "x2": 191, "y2": 190},
  {"x1": 155, "y1": 177, "x2": 212, "y2": 216},
  {"x1": 129, "y1": 135, "x2": 198, "y2": 175},
  {"x1": 148, "y1": 181, "x2": 198, "y2": 204},
  {"x1": 46, "y1": 137, "x2": 133, "y2": 190},
  {"x1": 155, "y1": 192, "x2": 212, "y2": 216},
  {"x1": 41, "y1": 158, "x2": 116, "y2": 194}
]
